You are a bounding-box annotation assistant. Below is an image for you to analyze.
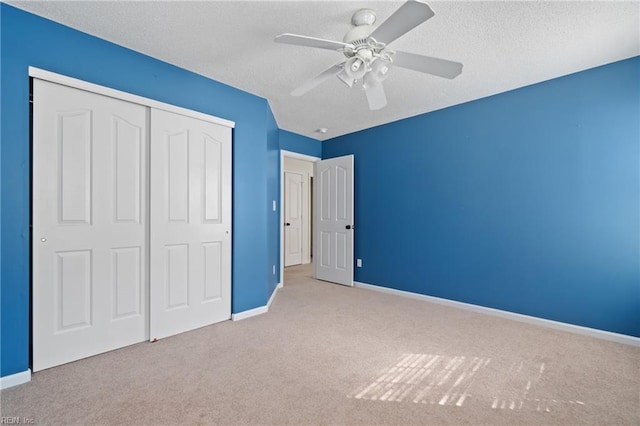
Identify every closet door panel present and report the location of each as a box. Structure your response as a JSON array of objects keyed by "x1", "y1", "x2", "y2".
[
  {"x1": 33, "y1": 79, "x2": 148, "y2": 372},
  {"x1": 150, "y1": 108, "x2": 231, "y2": 340}
]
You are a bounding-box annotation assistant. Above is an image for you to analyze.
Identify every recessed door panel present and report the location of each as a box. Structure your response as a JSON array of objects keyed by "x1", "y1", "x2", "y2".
[
  {"x1": 58, "y1": 111, "x2": 92, "y2": 225},
  {"x1": 112, "y1": 247, "x2": 142, "y2": 319},
  {"x1": 204, "y1": 136, "x2": 222, "y2": 223},
  {"x1": 113, "y1": 117, "x2": 142, "y2": 223},
  {"x1": 290, "y1": 181, "x2": 300, "y2": 218},
  {"x1": 168, "y1": 131, "x2": 189, "y2": 223},
  {"x1": 166, "y1": 244, "x2": 189, "y2": 309},
  {"x1": 320, "y1": 231, "x2": 332, "y2": 268},
  {"x1": 320, "y1": 168, "x2": 332, "y2": 221},
  {"x1": 288, "y1": 228, "x2": 300, "y2": 253},
  {"x1": 337, "y1": 166, "x2": 348, "y2": 221},
  {"x1": 336, "y1": 233, "x2": 347, "y2": 271},
  {"x1": 203, "y1": 242, "x2": 222, "y2": 301},
  {"x1": 56, "y1": 250, "x2": 92, "y2": 332}
]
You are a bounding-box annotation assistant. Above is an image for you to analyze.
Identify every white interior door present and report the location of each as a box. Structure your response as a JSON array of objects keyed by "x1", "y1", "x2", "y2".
[
  {"x1": 284, "y1": 171, "x2": 303, "y2": 266},
  {"x1": 33, "y1": 80, "x2": 148, "y2": 371},
  {"x1": 313, "y1": 155, "x2": 354, "y2": 286},
  {"x1": 149, "y1": 108, "x2": 231, "y2": 341}
]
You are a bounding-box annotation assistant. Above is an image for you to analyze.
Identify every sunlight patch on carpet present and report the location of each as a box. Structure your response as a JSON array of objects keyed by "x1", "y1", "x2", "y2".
[
  {"x1": 348, "y1": 353, "x2": 586, "y2": 412},
  {"x1": 348, "y1": 353, "x2": 490, "y2": 406},
  {"x1": 490, "y1": 360, "x2": 585, "y2": 412}
]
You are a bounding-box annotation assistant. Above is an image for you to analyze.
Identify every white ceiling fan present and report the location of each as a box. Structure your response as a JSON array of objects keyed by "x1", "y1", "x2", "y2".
[{"x1": 275, "y1": 0, "x2": 463, "y2": 110}]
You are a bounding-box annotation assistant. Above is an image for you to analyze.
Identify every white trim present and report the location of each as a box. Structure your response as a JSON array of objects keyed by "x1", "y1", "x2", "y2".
[
  {"x1": 231, "y1": 281, "x2": 282, "y2": 321},
  {"x1": 280, "y1": 150, "x2": 321, "y2": 286},
  {"x1": 281, "y1": 150, "x2": 321, "y2": 163},
  {"x1": 354, "y1": 281, "x2": 640, "y2": 347},
  {"x1": 28, "y1": 67, "x2": 235, "y2": 128},
  {"x1": 0, "y1": 369, "x2": 31, "y2": 389},
  {"x1": 231, "y1": 305, "x2": 268, "y2": 321},
  {"x1": 267, "y1": 282, "x2": 281, "y2": 309}
]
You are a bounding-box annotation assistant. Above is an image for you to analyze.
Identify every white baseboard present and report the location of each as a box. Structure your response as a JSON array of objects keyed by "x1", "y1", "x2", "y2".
[
  {"x1": 232, "y1": 283, "x2": 282, "y2": 321},
  {"x1": 231, "y1": 305, "x2": 268, "y2": 321},
  {"x1": 354, "y1": 281, "x2": 640, "y2": 347},
  {"x1": 0, "y1": 369, "x2": 31, "y2": 389},
  {"x1": 267, "y1": 283, "x2": 281, "y2": 308}
]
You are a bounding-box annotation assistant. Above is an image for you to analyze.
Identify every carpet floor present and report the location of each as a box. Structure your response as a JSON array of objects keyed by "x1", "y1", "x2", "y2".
[{"x1": 1, "y1": 263, "x2": 639, "y2": 424}]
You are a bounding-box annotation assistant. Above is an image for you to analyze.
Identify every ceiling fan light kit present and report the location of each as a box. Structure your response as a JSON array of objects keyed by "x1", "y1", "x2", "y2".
[{"x1": 274, "y1": 0, "x2": 463, "y2": 111}]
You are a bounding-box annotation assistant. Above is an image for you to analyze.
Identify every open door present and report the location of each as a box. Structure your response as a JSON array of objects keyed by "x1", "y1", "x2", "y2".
[{"x1": 313, "y1": 155, "x2": 354, "y2": 286}]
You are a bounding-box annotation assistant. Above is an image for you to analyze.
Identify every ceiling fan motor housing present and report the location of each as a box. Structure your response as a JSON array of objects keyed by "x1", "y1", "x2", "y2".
[
  {"x1": 343, "y1": 25, "x2": 375, "y2": 54},
  {"x1": 343, "y1": 8, "x2": 378, "y2": 57}
]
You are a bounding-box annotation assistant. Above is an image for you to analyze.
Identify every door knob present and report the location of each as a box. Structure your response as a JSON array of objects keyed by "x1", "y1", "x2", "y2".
[
  {"x1": 345, "y1": 225, "x2": 351, "y2": 230},
  {"x1": 285, "y1": 223, "x2": 291, "y2": 226}
]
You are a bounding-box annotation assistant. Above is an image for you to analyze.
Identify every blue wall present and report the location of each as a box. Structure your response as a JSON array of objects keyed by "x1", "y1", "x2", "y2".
[
  {"x1": 324, "y1": 57, "x2": 640, "y2": 337},
  {"x1": 0, "y1": 4, "x2": 274, "y2": 377},
  {"x1": 279, "y1": 130, "x2": 322, "y2": 158}
]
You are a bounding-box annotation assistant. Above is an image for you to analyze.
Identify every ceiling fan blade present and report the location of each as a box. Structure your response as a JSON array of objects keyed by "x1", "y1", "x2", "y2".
[
  {"x1": 291, "y1": 62, "x2": 346, "y2": 97},
  {"x1": 393, "y1": 51, "x2": 463, "y2": 79},
  {"x1": 368, "y1": 0, "x2": 435, "y2": 45},
  {"x1": 364, "y1": 80, "x2": 387, "y2": 110},
  {"x1": 275, "y1": 33, "x2": 354, "y2": 51}
]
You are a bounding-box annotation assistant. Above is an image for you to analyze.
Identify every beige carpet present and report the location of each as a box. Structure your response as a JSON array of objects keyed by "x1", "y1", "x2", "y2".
[{"x1": 2, "y1": 263, "x2": 639, "y2": 425}]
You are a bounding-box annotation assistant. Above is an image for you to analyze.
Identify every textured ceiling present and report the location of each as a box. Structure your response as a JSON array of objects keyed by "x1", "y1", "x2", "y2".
[{"x1": 7, "y1": 1, "x2": 640, "y2": 140}]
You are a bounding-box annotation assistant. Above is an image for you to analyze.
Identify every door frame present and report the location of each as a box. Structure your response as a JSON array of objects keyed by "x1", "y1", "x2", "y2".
[{"x1": 279, "y1": 150, "x2": 320, "y2": 285}]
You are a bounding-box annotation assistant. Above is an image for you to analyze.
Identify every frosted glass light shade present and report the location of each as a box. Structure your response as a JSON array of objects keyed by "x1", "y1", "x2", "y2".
[
  {"x1": 344, "y1": 57, "x2": 367, "y2": 80},
  {"x1": 369, "y1": 57, "x2": 392, "y2": 83}
]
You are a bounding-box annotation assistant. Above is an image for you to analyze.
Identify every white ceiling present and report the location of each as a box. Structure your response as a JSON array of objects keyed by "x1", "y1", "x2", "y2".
[{"x1": 7, "y1": 1, "x2": 640, "y2": 140}]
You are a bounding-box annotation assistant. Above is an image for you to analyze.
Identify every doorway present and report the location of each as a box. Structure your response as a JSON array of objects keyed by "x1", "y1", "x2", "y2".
[{"x1": 280, "y1": 150, "x2": 320, "y2": 285}]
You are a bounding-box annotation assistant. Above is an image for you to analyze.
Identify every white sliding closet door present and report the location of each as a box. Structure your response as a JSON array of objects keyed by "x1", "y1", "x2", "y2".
[
  {"x1": 33, "y1": 80, "x2": 148, "y2": 371},
  {"x1": 149, "y1": 108, "x2": 232, "y2": 341}
]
